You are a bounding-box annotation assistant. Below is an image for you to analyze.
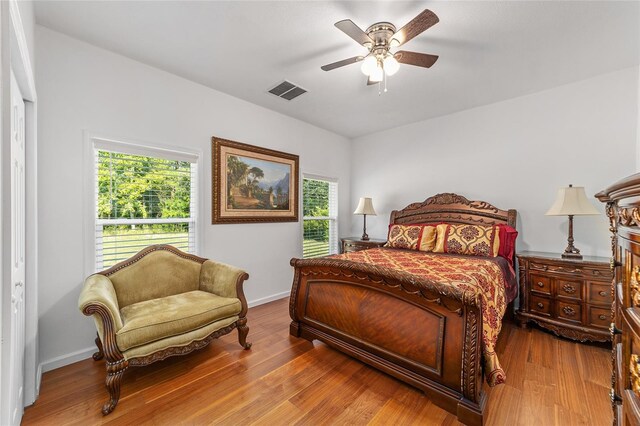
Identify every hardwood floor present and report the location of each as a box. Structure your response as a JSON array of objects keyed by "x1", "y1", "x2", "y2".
[{"x1": 23, "y1": 298, "x2": 612, "y2": 425}]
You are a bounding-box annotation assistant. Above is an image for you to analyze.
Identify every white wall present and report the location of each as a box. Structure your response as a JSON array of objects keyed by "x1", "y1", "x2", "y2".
[
  {"x1": 35, "y1": 26, "x2": 351, "y2": 369},
  {"x1": 16, "y1": 0, "x2": 34, "y2": 69},
  {"x1": 351, "y1": 66, "x2": 640, "y2": 258}
]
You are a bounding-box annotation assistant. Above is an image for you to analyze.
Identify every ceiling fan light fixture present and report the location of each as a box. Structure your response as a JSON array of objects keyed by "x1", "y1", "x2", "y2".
[
  {"x1": 370, "y1": 63, "x2": 384, "y2": 82},
  {"x1": 360, "y1": 55, "x2": 377, "y2": 76},
  {"x1": 383, "y1": 55, "x2": 400, "y2": 76}
]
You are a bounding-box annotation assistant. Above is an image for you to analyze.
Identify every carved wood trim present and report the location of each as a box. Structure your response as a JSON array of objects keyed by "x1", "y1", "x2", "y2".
[
  {"x1": 289, "y1": 264, "x2": 302, "y2": 320},
  {"x1": 127, "y1": 322, "x2": 239, "y2": 366},
  {"x1": 82, "y1": 303, "x2": 124, "y2": 363},
  {"x1": 630, "y1": 266, "x2": 640, "y2": 308},
  {"x1": 523, "y1": 316, "x2": 610, "y2": 342},
  {"x1": 631, "y1": 354, "x2": 640, "y2": 398},
  {"x1": 234, "y1": 272, "x2": 250, "y2": 317},
  {"x1": 82, "y1": 302, "x2": 127, "y2": 415},
  {"x1": 461, "y1": 308, "x2": 481, "y2": 401},
  {"x1": 97, "y1": 244, "x2": 207, "y2": 277},
  {"x1": 389, "y1": 193, "x2": 517, "y2": 229},
  {"x1": 529, "y1": 263, "x2": 582, "y2": 275}
]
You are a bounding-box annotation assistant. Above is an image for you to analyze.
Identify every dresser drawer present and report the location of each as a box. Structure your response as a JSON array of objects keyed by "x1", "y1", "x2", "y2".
[
  {"x1": 587, "y1": 305, "x2": 610, "y2": 329},
  {"x1": 587, "y1": 281, "x2": 612, "y2": 305},
  {"x1": 342, "y1": 242, "x2": 360, "y2": 253},
  {"x1": 529, "y1": 295, "x2": 552, "y2": 316},
  {"x1": 556, "y1": 300, "x2": 581, "y2": 323},
  {"x1": 556, "y1": 279, "x2": 582, "y2": 301},
  {"x1": 583, "y1": 267, "x2": 612, "y2": 280},
  {"x1": 529, "y1": 274, "x2": 551, "y2": 296},
  {"x1": 530, "y1": 262, "x2": 581, "y2": 276}
]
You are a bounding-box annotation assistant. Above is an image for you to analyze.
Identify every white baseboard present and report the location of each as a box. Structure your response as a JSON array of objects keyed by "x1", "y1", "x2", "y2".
[
  {"x1": 36, "y1": 291, "x2": 290, "y2": 374},
  {"x1": 39, "y1": 346, "x2": 96, "y2": 373},
  {"x1": 247, "y1": 291, "x2": 289, "y2": 307}
]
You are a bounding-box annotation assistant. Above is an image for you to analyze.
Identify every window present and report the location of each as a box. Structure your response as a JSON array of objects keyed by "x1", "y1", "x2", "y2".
[
  {"x1": 302, "y1": 176, "x2": 338, "y2": 258},
  {"x1": 92, "y1": 139, "x2": 198, "y2": 270}
]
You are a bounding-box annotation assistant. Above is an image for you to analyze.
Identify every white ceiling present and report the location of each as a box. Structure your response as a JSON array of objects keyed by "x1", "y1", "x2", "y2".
[{"x1": 34, "y1": 1, "x2": 640, "y2": 138}]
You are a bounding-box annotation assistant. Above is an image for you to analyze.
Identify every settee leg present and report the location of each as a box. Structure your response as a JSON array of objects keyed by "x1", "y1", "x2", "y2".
[
  {"x1": 102, "y1": 359, "x2": 128, "y2": 415},
  {"x1": 93, "y1": 333, "x2": 104, "y2": 361},
  {"x1": 237, "y1": 317, "x2": 252, "y2": 350}
]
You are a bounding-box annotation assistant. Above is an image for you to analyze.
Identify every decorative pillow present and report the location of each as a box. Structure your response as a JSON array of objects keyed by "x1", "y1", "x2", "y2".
[
  {"x1": 433, "y1": 224, "x2": 500, "y2": 257},
  {"x1": 497, "y1": 224, "x2": 518, "y2": 262},
  {"x1": 384, "y1": 224, "x2": 437, "y2": 252}
]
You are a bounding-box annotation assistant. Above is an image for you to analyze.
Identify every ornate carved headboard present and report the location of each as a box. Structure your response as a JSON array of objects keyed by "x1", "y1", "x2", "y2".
[{"x1": 389, "y1": 193, "x2": 517, "y2": 229}]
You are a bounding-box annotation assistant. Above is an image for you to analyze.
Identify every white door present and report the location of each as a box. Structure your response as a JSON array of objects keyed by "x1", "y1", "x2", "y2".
[{"x1": 9, "y1": 71, "x2": 26, "y2": 425}]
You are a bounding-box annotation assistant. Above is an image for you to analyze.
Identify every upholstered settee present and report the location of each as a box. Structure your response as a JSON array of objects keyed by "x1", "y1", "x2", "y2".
[{"x1": 78, "y1": 245, "x2": 250, "y2": 415}]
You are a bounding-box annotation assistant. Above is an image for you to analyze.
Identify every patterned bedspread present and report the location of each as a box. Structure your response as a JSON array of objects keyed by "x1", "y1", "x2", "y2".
[{"x1": 331, "y1": 247, "x2": 514, "y2": 386}]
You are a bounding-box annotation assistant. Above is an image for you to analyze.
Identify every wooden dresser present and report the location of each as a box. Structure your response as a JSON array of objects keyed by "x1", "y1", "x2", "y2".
[
  {"x1": 597, "y1": 174, "x2": 640, "y2": 425},
  {"x1": 517, "y1": 251, "x2": 612, "y2": 342},
  {"x1": 340, "y1": 237, "x2": 386, "y2": 253}
]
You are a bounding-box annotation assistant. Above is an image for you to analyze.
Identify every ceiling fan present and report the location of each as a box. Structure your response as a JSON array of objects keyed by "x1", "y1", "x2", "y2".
[{"x1": 321, "y1": 9, "x2": 439, "y2": 87}]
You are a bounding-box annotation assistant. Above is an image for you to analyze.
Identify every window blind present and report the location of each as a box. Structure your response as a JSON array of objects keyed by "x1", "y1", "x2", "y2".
[
  {"x1": 303, "y1": 176, "x2": 338, "y2": 258},
  {"x1": 94, "y1": 149, "x2": 198, "y2": 270}
]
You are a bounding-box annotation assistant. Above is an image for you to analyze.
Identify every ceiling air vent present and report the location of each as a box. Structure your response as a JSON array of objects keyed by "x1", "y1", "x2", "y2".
[{"x1": 268, "y1": 81, "x2": 307, "y2": 101}]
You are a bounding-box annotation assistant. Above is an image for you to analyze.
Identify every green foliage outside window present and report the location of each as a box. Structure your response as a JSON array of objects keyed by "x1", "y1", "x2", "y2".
[
  {"x1": 98, "y1": 151, "x2": 192, "y2": 233},
  {"x1": 303, "y1": 178, "x2": 329, "y2": 242}
]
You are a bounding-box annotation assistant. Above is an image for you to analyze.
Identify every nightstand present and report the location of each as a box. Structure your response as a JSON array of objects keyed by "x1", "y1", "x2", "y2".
[
  {"x1": 516, "y1": 251, "x2": 612, "y2": 342},
  {"x1": 340, "y1": 237, "x2": 386, "y2": 253}
]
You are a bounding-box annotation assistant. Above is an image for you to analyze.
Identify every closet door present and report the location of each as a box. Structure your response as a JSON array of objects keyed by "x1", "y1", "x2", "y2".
[{"x1": 8, "y1": 70, "x2": 26, "y2": 426}]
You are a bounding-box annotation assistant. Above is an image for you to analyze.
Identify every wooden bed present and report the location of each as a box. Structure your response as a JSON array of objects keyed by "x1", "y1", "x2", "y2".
[{"x1": 289, "y1": 193, "x2": 517, "y2": 426}]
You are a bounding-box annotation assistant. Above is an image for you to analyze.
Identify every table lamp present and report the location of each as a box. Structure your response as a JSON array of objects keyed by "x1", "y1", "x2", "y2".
[
  {"x1": 545, "y1": 184, "x2": 599, "y2": 259},
  {"x1": 354, "y1": 197, "x2": 376, "y2": 241}
]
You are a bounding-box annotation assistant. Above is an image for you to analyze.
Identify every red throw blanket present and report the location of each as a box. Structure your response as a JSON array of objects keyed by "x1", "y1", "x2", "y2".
[{"x1": 332, "y1": 247, "x2": 514, "y2": 386}]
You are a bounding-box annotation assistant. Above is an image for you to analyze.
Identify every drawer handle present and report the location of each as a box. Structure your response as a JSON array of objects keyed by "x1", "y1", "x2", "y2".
[
  {"x1": 598, "y1": 290, "x2": 607, "y2": 297},
  {"x1": 537, "y1": 302, "x2": 544, "y2": 309},
  {"x1": 610, "y1": 258, "x2": 621, "y2": 271},
  {"x1": 562, "y1": 306, "x2": 576, "y2": 316},
  {"x1": 610, "y1": 323, "x2": 622, "y2": 335},
  {"x1": 599, "y1": 314, "x2": 607, "y2": 320},
  {"x1": 537, "y1": 282, "x2": 545, "y2": 288},
  {"x1": 562, "y1": 284, "x2": 576, "y2": 294},
  {"x1": 610, "y1": 388, "x2": 622, "y2": 403},
  {"x1": 592, "y1": 270, "x2": 601, "y2": 275}
]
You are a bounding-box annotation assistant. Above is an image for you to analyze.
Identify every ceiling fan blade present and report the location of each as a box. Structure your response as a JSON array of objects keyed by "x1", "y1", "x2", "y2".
[
  {"x1": 321, "y1": 56, "x2": 364, "y2": 71},
  {"x1": 335, "y1": 19, "x2": 374, "y2": 46},
  {"x1": 391, "y1": 9, "x2": 439, "y2": 47},
  {"x1": 395, "y1": 51, "x2": 439, "y2": 68}
]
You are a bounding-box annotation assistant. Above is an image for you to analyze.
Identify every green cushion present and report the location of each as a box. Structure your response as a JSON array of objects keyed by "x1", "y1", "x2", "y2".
[
  {"x1": 116, "y1": 290, "x2": 241, "y2": 351},
  {"x1": 108, "y1": 250, "x2": 202, "y2": 308},
  {"x1": 123, "y1": 315, "x2": 239, "y2": 360}
]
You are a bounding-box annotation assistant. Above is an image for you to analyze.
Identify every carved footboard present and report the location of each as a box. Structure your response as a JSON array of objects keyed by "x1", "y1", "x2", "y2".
[{"x1": 289, "y1": 258, "x2": 485, "y2": 426}]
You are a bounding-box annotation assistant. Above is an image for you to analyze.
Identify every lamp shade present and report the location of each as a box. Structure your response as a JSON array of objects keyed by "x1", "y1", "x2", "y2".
[
  {"x1": 545, "y1": 185, "x2": 599, "y2": 216},
  {"x1": 354, "y1": 197, "x2": 377, "y2": 216}
]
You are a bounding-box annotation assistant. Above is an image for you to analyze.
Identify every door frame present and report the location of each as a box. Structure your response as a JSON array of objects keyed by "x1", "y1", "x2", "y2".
[{"x1": 0, "y1": 0, "x2": 38, "y2": 422}]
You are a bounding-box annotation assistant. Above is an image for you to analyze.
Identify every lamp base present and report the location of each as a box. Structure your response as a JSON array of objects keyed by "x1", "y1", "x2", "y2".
[
  {"x1": 561, "y1": 251, "x2": 583, "y2": 260},
  {"x1": 361, "y1": 214, "x2": 369, "y2": 241},
  {"x1": 561, "y1": 215, "x2": 582, "y2": 260}
]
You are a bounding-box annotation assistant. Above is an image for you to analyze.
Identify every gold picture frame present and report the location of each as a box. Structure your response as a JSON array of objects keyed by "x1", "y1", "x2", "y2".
[{"x1": 212, "y1": 137, "x2": 299, "y2": 224}]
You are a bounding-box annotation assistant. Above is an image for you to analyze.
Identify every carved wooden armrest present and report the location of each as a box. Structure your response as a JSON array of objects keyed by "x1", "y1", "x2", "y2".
[
  {"x1": 199, "y1": 260, "x2": 250, "y2": 315},
  {"x1": 78, "y1": 274, "x2": 125, "y2": 361}
]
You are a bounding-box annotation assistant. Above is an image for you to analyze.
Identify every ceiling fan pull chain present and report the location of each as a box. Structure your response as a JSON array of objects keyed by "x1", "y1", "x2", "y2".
[{"x1": 384, "y1": 72, "x2": 388, "y2": 93}]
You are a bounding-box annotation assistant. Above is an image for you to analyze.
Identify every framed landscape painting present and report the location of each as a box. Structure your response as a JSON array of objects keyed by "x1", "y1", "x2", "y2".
[{"x1": 212, "y1": 137, "x2": 299, "y2": 224}]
